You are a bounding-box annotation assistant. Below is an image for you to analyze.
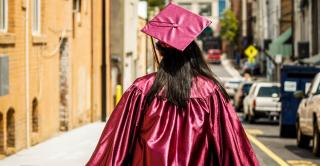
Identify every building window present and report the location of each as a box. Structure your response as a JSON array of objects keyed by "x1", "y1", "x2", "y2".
[
  {"x1": 0, "y1": 56, "x2": 9, "y2": 96},
  {"x1": 32, "y1": 0, "x2": 41, "y2": 34},
  {"x1": 73, "y1": 0, "x2": 81, "y2": 13},
  {"x1": 6, "y1": 108, "x2": 15, "y2": 148},
  {"x1": 73, "y1": 0, "x2": 82, "y2": 29},
  {"x1": 199, "y1": 3, "x2": 212, "y2": 17},
  {"x1": 311, "y1": 0, "x2": 319, "y2": 55},
  {"x1": 219, "y1": 0, "x2": 226, "y2": 17},
  {"x1": 0, "y1": 113, "x2": 3, "y2": 153},
  {"x1": 0, "y1": 0, "x2": 8, "y2": 32},
  {"x1": 32, "y1": 98, "x2": 39, "y2": 133},
  {"x1": 178, "y1": 3, "x2": 192, "y2": 11}
]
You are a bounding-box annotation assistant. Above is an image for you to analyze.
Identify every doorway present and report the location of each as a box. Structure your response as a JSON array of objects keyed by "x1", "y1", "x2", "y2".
[{"x1": 59, "y1": 38, "x2": 69, "y2": 131}]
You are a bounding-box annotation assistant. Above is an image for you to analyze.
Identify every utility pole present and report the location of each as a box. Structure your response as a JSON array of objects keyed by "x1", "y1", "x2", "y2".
[
  {"x1": 146, "y1": 0, "x2": 149, "y2": 74},
  {"x1": 101, "y1": 0, "x2": 107, "y2": 121}
]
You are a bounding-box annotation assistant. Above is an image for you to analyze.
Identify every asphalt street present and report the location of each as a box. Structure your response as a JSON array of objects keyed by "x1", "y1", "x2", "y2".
[{"x1": 242, "y1": 115, "x2": 320, "y2": 166}]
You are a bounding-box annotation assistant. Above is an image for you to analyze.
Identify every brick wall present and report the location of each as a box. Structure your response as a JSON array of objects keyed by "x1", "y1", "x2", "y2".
[{"x1": 0, "y1": 0, "x2": 105, "y2": 156}]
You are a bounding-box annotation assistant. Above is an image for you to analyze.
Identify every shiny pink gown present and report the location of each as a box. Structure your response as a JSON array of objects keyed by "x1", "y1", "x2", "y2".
[{"x1": 86, "y1": 73, "x2": 259, "y2": 166}]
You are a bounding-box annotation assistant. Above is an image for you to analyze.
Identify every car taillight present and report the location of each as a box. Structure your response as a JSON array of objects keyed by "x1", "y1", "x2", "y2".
[{"x1": 253, "y1": 99, "x2": 256, "y2": 109}]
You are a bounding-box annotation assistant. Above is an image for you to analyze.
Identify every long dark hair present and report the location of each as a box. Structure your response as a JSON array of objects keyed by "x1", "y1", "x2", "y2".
[{"x1": 146, "y1": 41, "x2": 229, "y2": 107}]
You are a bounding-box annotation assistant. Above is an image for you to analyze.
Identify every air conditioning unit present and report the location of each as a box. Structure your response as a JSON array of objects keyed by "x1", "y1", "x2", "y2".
[{"x1": 298, "y1": 42, "x2": 309, "y2": 59}]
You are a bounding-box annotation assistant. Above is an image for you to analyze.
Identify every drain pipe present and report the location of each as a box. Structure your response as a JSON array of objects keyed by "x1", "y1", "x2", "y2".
[
  {"x1": 101, "y1": 0, "x2": 107, "y2": 121},
  {"x1": 25, "y1": 0, "x2": 31, "y2": 147}
]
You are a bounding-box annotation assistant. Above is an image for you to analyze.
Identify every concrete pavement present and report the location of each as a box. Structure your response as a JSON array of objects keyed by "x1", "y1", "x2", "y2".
[{"x1": 0, "y1": 123, "x2": 105, "y2": 166}]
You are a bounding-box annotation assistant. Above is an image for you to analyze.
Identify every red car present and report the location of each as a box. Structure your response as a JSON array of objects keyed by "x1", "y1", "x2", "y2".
[{"x1": 207, "y1": 49, "x2": 222, "y2": 64}]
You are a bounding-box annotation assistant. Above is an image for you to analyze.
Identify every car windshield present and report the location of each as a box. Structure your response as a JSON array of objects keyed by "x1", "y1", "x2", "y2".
[
  {"x1": 257, "y1": 86, "x2": 280, "y2": 97},
  {"x1": 242, "y1": 83, "x2": 253, "y2": 94}
]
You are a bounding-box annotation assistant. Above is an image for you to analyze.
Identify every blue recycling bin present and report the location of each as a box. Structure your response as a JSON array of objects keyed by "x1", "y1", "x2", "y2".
[{"x1": 280, "y1": 65, "x2": 320, "y2": 137}]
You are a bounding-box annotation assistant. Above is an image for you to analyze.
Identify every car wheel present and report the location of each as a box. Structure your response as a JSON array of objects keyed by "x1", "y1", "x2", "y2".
[
  {"x1": 243, "y1": 106, "x2": 248, "y2": 121},
  {"x1": 248, "y1": 109, "x2": 255, "y2": 124},
  {"x1": 244, "y1": 113, "x2": 248, "y2": 121},
  {"x1": 312, "y1": 120, "x2": 320, "y2": 156},
  {"x1": 296, "y1": 120, "x2": 310, "y2": 148}
]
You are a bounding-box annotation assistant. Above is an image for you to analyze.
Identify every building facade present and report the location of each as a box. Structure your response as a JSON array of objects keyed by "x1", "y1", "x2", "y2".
[
  {"x1": 110, "y1": 0, "x2": 139, "y2": 104},
  {"x1": 171, "y1": 0, "x2": 229, "y2": 35},
  {"x1": 0, "y1": 0, "x2": 110, "y2": 156},
  {"x1": 294, "y1": 0, "x2": 320, "y2": 59}
]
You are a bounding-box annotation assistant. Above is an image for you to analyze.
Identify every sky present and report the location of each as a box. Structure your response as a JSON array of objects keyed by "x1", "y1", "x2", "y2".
[{"x1": 138, "y1": 1, "x2": 147, "y2": 19}]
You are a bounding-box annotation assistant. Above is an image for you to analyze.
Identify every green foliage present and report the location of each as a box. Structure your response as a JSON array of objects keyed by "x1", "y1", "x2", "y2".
[
  {"x1": 148, "y1": 0, "x2": 165, "y2": 8},
  {"x1": 219, "y1": 9, "x2": 239, "y2": 43}
]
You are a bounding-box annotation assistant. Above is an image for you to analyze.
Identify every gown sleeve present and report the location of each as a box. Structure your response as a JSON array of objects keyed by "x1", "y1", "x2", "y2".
[
  {"x1": 207, "y1": 87, "x2": 260, "y2": 166},
  {"x1": 86, "y1": 85, "x2": 146, "y2": 166}
]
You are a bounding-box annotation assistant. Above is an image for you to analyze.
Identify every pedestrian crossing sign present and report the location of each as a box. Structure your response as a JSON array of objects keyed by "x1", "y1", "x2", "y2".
[{"x1": 245, "y1": 45, "x2": 258, "y2": 63}]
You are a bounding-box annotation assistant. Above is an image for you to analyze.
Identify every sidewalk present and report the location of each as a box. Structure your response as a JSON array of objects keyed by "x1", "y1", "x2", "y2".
[
  {"x1": 0, "y1": 122, "x2": 105, "y2": 166},
  {"x1": 221, "y1": 58, "x2": 242, "y2": 78}
]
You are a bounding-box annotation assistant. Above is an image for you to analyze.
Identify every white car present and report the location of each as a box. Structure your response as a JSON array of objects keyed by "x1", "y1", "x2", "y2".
[
  {"x1": 296, "y1": 73, "x2": 320, "y2": 156},
  {"x1": 223, "y1": 78, "x2": 243, "y2": 97},
  {"x1": 243, "y1": 82, "x2": 281, "y2": 123}
]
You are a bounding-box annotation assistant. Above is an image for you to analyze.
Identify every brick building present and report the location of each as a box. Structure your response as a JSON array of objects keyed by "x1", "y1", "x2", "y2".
[{"x1": 0, "y1": 0, "x2": 111, "y2": 156}]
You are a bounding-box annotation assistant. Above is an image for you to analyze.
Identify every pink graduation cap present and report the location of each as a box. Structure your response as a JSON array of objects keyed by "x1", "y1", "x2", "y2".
[{"x1": 141, "y1": 3, "x2": 212, "y2": 51}]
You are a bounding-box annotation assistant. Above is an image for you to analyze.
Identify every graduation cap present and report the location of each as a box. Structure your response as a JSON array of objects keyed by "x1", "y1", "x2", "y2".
[{"x1": 141, "y1": 2, "x2": 212, "y2": 52}]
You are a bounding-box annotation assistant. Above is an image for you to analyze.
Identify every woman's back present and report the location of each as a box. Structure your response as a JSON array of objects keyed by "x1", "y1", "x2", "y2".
[
  {"x1": 87, "y1": 3, "x2": 259, "y2": 165},
  {"x1": 86, "y1": 74, "x2": 259, "y2": 166}
]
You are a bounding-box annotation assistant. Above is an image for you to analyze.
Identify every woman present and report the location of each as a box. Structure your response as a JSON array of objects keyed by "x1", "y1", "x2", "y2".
[{"x1": 87, "y1": 3, "x2": 259, "y2": 166}]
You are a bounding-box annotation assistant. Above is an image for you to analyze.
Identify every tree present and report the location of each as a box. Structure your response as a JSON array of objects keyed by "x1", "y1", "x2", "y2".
[
  {"x1": 219, "y1": 9, "x2": 239, "y2": 44},
  {"x1": 148, "y1": 0, "x2": 165, "y2": 8}
]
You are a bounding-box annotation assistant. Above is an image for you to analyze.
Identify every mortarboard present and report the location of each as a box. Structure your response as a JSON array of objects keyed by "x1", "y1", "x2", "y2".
[{"x1": 141, "y1": 2, "x2": 212, "y2": 51}]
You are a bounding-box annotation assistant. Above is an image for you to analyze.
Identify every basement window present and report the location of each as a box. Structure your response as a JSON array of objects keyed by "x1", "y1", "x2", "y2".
[
  {"x1": 6, "y1": 108, "x2": 15, "y2": 148},
  {"x1": 32, "y1": 99, "x2": 39, "y2": 132},
  {"x1": 0, "y1": 113, "x2": 3, "y2": 153},
  {"x1": 0, "y1": 0, "x2": 8, "y2": 32},
  {"x1": 32, "y1": 0, "x2": 41, "y2": 35}
]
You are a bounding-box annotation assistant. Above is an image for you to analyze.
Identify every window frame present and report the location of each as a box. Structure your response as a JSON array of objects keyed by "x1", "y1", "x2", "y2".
[
  {"x1": 32, "y1": 0, "x2": 41, "y2": 35},
  {"x1": 73, "y1": 0, "x2": 81, "y2": 13},
  {"x1": 198, "y1": 2, "x2": 212, "y2": 17},
  {"x1": 0, "y1": 0, "x2": 8, "y2": 33}
]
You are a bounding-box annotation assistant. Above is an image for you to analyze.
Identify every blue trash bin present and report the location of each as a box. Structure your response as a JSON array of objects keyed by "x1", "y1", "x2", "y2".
[{"x1": 280, "y1": 65, "x2": 320, "y2": 137}]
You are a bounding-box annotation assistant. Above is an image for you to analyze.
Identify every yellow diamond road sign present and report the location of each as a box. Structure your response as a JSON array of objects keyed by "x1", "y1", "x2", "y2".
[
  {"x1": 245, "y1": 45, "x2": 258, "y2": 63},
  {"x1": 245, "y1": 45, "x2": 258, "y2": 57}
]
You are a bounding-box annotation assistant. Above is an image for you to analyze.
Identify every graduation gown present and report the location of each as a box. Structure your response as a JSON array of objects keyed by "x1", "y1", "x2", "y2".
[{"x1": 86, "y1": 73, "x2": 259, "y2": 166}]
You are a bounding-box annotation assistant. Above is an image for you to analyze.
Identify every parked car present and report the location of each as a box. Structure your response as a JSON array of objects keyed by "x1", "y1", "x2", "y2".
[
  {"x1": 223, "y1": 78, "x2": 243, "y2": 98},
  {"x1": 234, "y1": 82, "x2": 253, "y2": 112},
  {"x1": 206, "y1": 49, "x2": 222, "y2": 64},
  {"x1": 243, "y1": 82, "x2": 281, "y2": 123},
  {"x1": 295, "y1": 73, "x2": 320, "y2": 156}
]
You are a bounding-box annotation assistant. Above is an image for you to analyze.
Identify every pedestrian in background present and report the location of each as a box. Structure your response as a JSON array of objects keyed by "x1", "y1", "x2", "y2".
[{"x1": 86, "y1": 3, "x2": 259, "y2": 166}]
